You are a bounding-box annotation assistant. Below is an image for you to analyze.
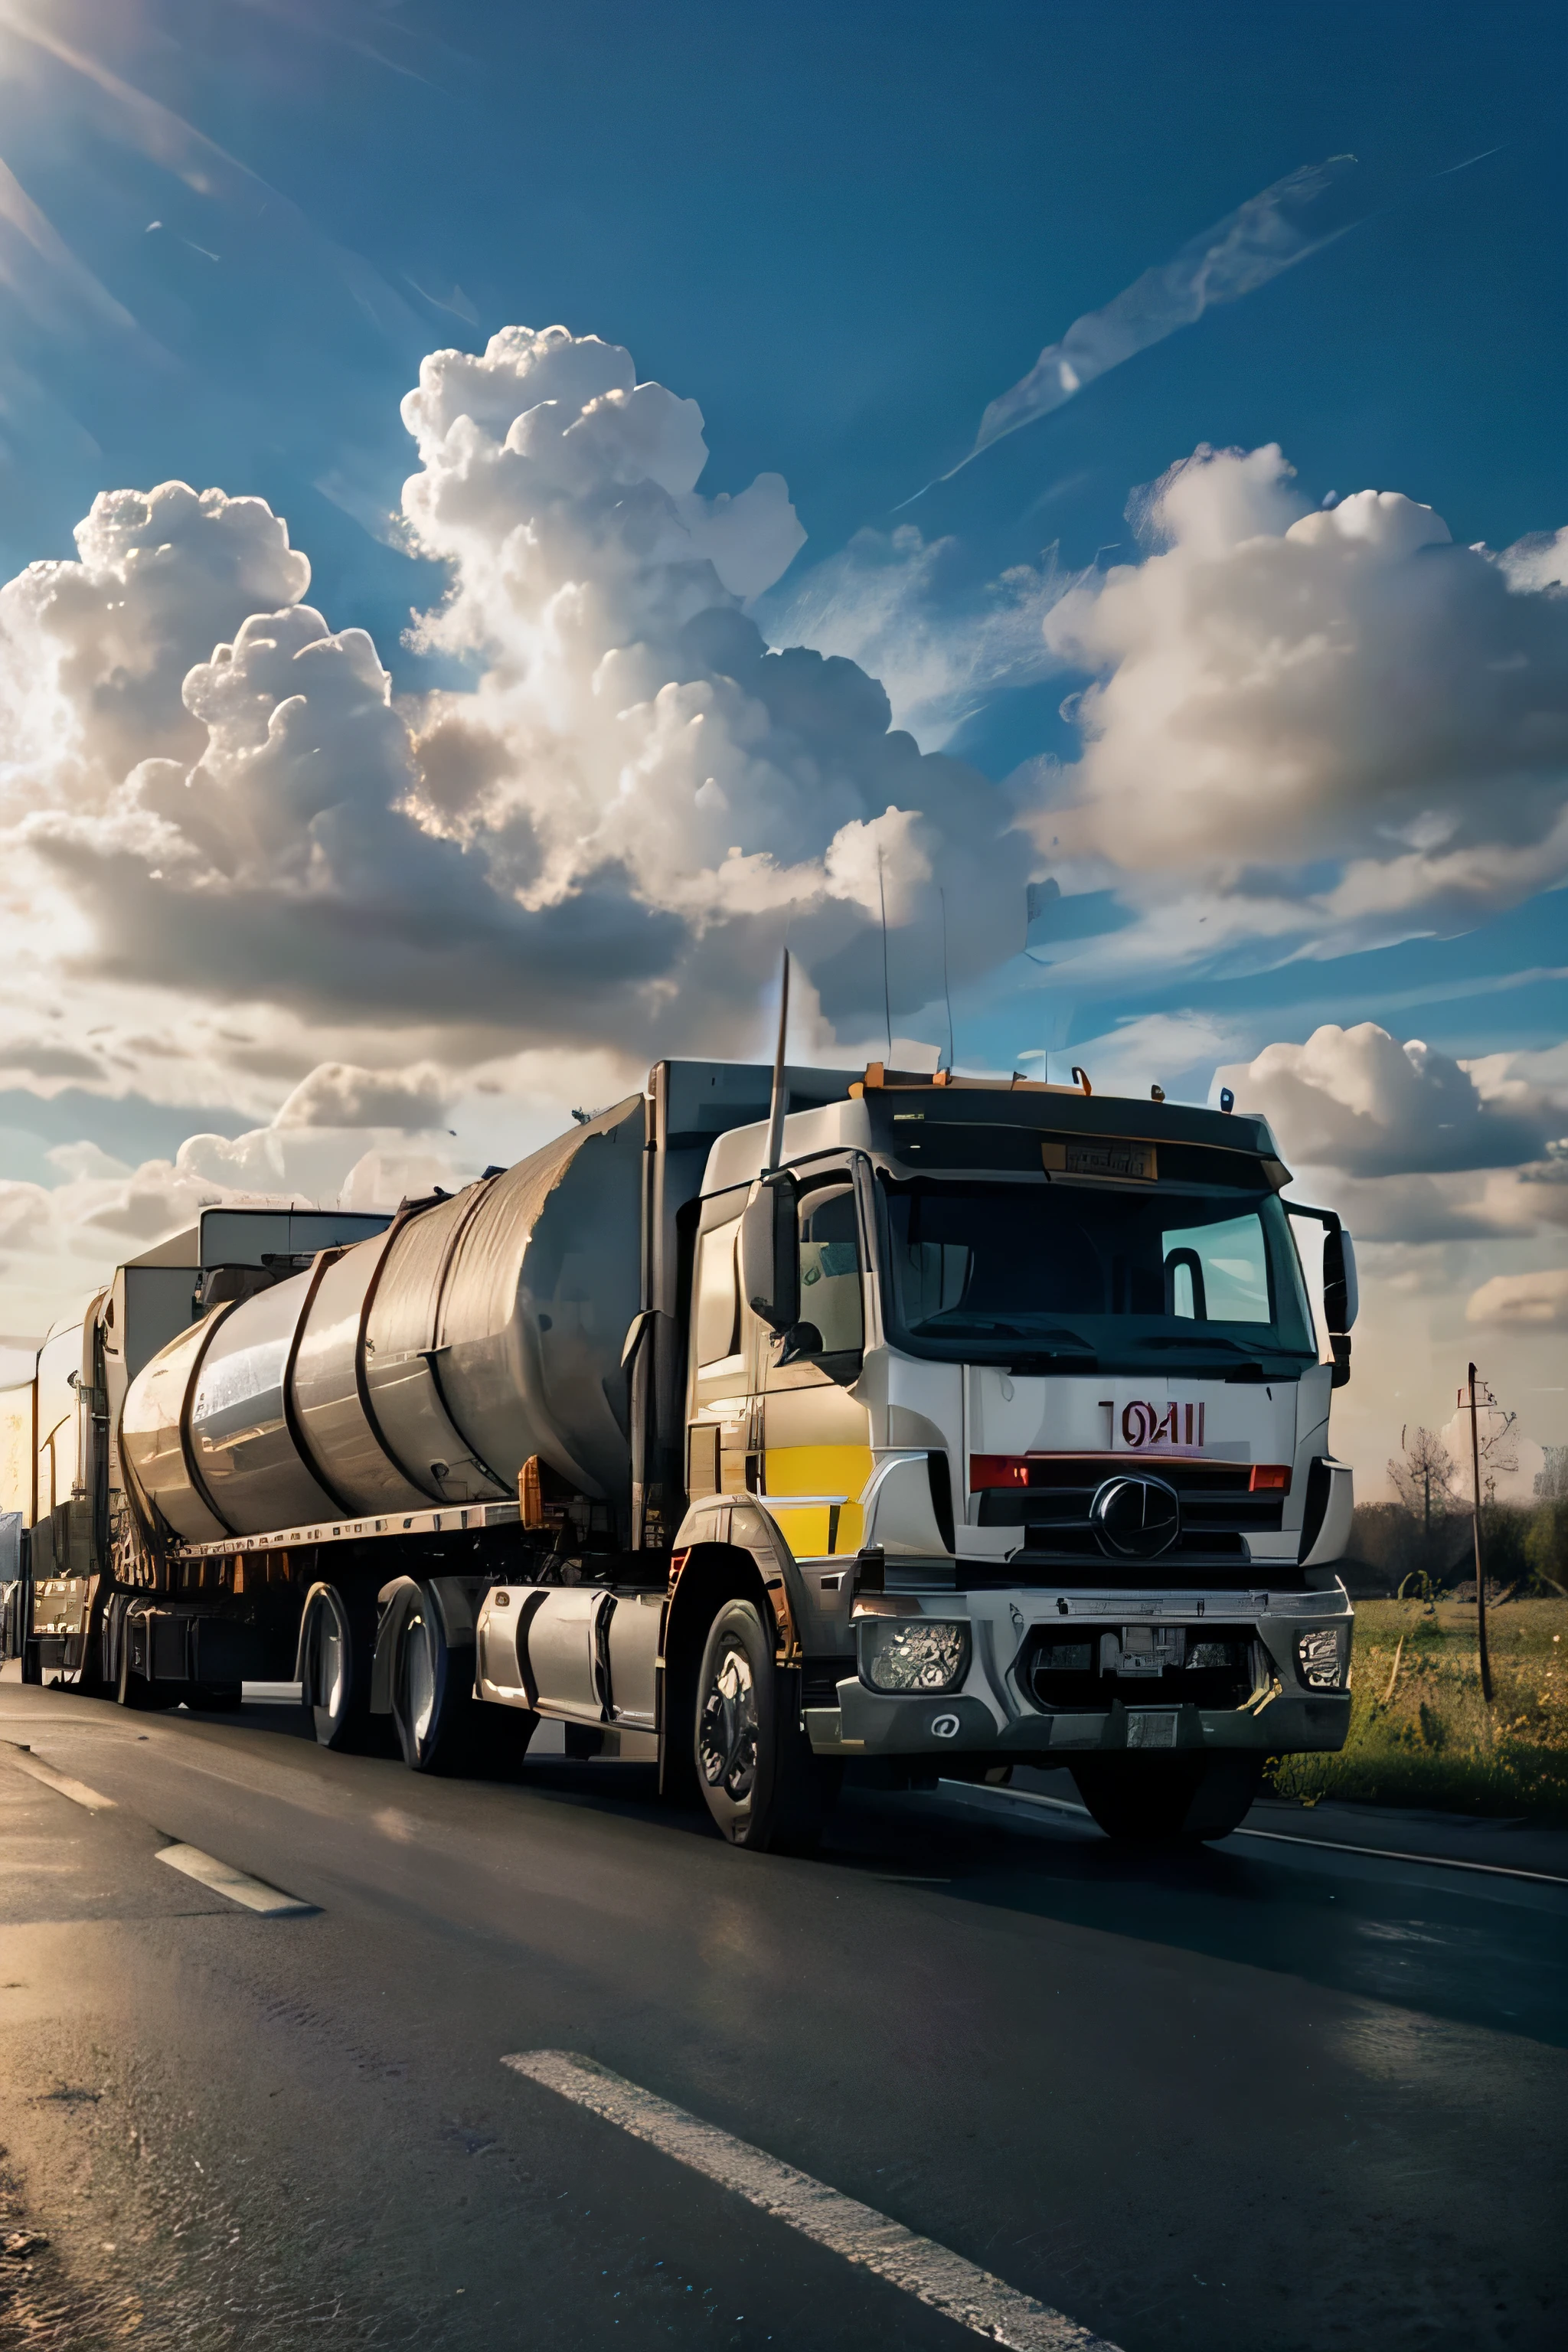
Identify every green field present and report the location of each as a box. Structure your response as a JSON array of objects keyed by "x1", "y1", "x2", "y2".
[{"x1": 1268, "y1": 1598, "x2": 1568, "y2": 1823}]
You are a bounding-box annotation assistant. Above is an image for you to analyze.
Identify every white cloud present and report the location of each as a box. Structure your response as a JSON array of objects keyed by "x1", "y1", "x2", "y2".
[
  {"x1": 1220, "y1": 1022, "x2": 1553, "y2": 1177},
  {"x1": 272, "y1": 1061, "x2": 452, "y2": 1130},
  {"x1": 0, "y1": 481, "x2": 311, "y2": 822},
  {"x1": 0, "y1": 1112, "x2": 475, "y2": 1340},
  {"x1": 2, "y1": 324, "x2": 1034, "y2": 1074},
  {"x1": 971, "y1": 157, "x2": 1367, "y2": 459},
  {"x1": 1040, "y1": 445, "x2": 1568, "y2": 945},
  {"x1": 1467, "y1": 1268, "x2": 1568, "y2": 1328}
]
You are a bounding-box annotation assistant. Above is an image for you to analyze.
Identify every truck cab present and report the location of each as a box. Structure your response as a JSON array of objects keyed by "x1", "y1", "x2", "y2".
[{"x1": 671, "y1": 1064, "x2": 1356, "y2": 1844}]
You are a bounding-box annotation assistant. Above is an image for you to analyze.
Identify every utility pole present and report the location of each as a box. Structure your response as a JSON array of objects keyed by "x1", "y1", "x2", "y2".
[{"x1": 1466, "y1": 1364, "x2": 1494, "y2": 1706}]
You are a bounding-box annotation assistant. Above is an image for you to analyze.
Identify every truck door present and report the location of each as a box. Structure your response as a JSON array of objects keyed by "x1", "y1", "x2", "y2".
[
  {"x1": 761, "y1": 1178, "x2": 873, "y2": 1560},
  {"x1": 685, "y1": 1208, "x2": 751, "y2": 1500}
]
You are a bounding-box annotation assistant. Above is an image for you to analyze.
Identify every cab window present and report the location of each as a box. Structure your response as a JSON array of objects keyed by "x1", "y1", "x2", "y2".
[{"x1": 798, "y1": 1185, "x2": 864, "y2": 1357}]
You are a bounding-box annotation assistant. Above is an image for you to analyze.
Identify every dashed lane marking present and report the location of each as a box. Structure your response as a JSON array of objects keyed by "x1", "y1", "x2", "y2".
[
  {"x1": 154, "y1": 1843, "x2": 316, "y2": 1915},
  {"x1": 2, "y1": 1743, "x2": 116, "y2": 1811},
  {"x1": 503, "y1": 2050, "x2": 1119, "y2": 2351}
]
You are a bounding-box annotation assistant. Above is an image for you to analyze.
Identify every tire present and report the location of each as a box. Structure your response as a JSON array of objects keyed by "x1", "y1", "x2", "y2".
[
  {"x1": 694, "y1": 1598, "x2": 839, "y2": 1853},
  {"x1": 391, "y1": 1592, "x2": 476, "y2": 1775},
  {"x1": 299, "y1": 1584, "x2": 374, "y2": 1750},
  {"x1": 1070, "y1": 1752, "x2": 1263, "y2": 1844}
]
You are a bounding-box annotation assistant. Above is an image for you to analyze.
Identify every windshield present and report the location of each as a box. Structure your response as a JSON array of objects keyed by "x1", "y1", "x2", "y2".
[{"x1": 879, "y1": 1176, "x2": 1315, "y2": 1375}]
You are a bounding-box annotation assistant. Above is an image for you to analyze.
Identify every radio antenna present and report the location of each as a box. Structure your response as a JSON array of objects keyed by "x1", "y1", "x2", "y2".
[
  {"x1": 763, "y1": 948, "x2": 790, "y2": 1171},
  {"x1": 939, "y1": 887, "x2": 956, "y2": 1072},
  {"x1": 877, "y1": 847, "x2": 893, "y2": 1061}
]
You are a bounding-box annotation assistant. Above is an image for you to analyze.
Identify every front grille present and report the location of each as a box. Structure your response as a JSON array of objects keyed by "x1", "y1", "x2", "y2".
[
  {"x1": 977, "y1": 1454, "x2": 1285, "y2": 1549},
  {"x1": 1023, "y1": 1622, "x2": 1262, "y2": 1710}
]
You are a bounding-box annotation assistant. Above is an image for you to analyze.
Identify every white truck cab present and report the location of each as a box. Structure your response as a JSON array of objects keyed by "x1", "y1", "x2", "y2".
[{"x1": 672, "y1": 1064, "x2": 1356, "y2": 1844}]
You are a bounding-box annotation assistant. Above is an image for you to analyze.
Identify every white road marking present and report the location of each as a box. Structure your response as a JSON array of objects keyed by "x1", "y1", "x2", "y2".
[
  {"x1": 155, "y1": 1843, "x2": 315, "y2": 1915},
  {"x1": 2, "y1": 1744, "x2": 116, "y2": 1811},
  {"x1": 503, "y1": 2050, "x2": 1119, "y2": 2351},
  {"x1": 1227, "y1": 1824, "x2": 1568, "y2": 1886},
  {"x1": 941, "y1": 1780, "x2": 1568, "y2": 1886}
]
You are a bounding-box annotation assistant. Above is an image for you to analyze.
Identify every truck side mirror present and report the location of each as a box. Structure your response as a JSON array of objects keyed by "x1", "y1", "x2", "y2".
[
  {"x1": 740, "y1": 1174, "x2": 799, "y2": 1333},
  {"x1": 1286, "y1": 1204, "x2": 1357, "y2": 1389},
  {"x1": 1323, "y1": 1226, "x2": 1358, "y2": 1334}
]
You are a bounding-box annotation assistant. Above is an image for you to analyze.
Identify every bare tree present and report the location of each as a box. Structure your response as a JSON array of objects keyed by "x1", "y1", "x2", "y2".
[
  {"x1": 1534, "y1": 1445, "x2": 1568, "y2": 1501},
  {"x1": 1389, "y1": 1425, "x2": 1459, "y2": 1537}
]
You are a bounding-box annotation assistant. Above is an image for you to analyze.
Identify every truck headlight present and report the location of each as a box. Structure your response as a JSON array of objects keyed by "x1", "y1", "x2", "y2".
[
  {"x1": 1295, "y1": 1625, "x2": 1348, "y2": 1690},
  {"x1": 861, "y1": 1618, "x2": 970, "y2": 1694}
]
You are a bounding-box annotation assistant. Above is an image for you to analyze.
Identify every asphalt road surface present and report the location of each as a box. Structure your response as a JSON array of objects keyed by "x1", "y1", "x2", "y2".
[{"x1": 1, "y1": 1673, "x2": 1563, "y2": 2352}]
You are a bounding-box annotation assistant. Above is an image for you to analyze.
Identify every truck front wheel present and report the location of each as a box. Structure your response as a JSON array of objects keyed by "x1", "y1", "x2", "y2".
[
  {"x1": 694, "y1": 1598, "x2": 838, "y2": 1853},
  {"x1": 1069, "y1": 1752, "x2": 1262, "y2": 1844}
]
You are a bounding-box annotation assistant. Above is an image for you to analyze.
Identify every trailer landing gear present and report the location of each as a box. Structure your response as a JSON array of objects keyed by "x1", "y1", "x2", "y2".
[{"x1": 694, "y1": 1598, "x2": 839, "y2": 1853}]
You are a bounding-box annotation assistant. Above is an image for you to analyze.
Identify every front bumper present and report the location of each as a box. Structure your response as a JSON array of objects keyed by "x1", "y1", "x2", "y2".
[{"x1": 804, "y1": 1585, "x2": 1353, "y2": 1761}]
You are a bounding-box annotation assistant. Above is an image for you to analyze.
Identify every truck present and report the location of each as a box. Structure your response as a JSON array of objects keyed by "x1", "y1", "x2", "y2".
[{"x1": 0, "y1": 1046, "x2": 1360, "y2": 1848}]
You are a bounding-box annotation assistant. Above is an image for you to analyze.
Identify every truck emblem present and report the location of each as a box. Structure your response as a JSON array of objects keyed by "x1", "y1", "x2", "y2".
[
  {"x1": 1089, "y1": 1476, "x2": 1181, "y2": 1560},
  {"x1": 929, "y1": 1713, "x2": 961, "y2": 1739}
]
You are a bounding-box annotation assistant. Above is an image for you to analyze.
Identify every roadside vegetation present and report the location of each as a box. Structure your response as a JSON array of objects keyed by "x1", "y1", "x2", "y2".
[
  {"x1": 1268, "y1": 1426, "x2": 1568, "y2": 1821},
  {"x1": 1269, "y1": 1598, "x2": 1568, "y2": 1821}
]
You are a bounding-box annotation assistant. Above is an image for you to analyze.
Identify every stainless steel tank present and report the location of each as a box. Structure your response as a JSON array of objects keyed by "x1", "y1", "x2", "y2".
[{"x1": 119, "y1": 1097, "x2": 645, "y2": 1541}]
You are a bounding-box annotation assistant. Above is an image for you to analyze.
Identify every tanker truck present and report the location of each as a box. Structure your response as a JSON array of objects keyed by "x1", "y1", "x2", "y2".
[{"x1": 13, "y1": 1050, "x2": 1361, "y2": 1849}]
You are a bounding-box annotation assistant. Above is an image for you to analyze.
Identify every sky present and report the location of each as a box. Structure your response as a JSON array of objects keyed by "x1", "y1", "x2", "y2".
[{"x1": 0, "y1": 0, "x2": 1564, "y2": 1498}]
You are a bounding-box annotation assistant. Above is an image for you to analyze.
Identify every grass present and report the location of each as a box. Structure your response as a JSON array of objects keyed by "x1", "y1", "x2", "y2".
[{"x1": 1266, "y1": 1598, "x2": 1568, "y2": 1824}]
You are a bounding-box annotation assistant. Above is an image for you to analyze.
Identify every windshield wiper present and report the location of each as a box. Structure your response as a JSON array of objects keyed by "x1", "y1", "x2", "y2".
[{"x1": 1008, "y1": 1351, "x2": 1099, "y2": 1374}]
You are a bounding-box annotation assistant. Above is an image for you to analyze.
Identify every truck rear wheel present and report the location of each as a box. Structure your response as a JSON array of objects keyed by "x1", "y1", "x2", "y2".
[
  {"x1": 1069, "y1": 1752, "x2": 1262, "y2": 1844},
  {"x1": 299, "y1": 1584, "x2": 373, "y2": 1749},
  {"x1": 694, "y1": 1598, "x2": 838, "y2": 1853},
  {"x1": 391, "y1": 1592, "x2": 476, "y2": 1774}
]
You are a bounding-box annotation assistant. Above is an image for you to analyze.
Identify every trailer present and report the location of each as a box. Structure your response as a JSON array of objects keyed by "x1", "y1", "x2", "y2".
[{"x1": 2, "y1": 1051, "x2": 1359, "y2": 1846}]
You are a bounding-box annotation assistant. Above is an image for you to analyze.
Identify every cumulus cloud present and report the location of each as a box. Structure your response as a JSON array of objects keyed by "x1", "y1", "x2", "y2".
[
  {"x1": 1222, "y1": 1023, "x2": 1552, "y2": 1176},
  {"x1": 1214, "y1": 1021, "x2": 1568, "y2": 1254},
  {"x1": 1041, "y1": 445, "x2": 1568, "y2": 944},
  {"x1": 0, "y1": 481, "x2": 311, "y2": 820},
  {"x1": 272, "y1": 1060, "x2": 452, "y2": 1130},
  {"x1": 1467, "y1": 1268, "x2": 1568, "y2": 1328},
  {"x1": 5, "y1": 324, "x2": 1033, "y2": 1063}
]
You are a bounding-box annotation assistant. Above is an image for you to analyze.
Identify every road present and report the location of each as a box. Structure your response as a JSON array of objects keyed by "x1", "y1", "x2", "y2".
[{"x1": 0, "y1": 1671, "x2": 1563, "y2": 2352}]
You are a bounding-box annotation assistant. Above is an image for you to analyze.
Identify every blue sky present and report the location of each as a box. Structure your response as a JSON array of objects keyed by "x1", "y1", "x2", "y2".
[
  {"x1": 2, "y1": 0, "x2": 1564, "y2": 1076},
  {"x1": 0, "y1": 0, "x2": 1564, "y2": 1476}
]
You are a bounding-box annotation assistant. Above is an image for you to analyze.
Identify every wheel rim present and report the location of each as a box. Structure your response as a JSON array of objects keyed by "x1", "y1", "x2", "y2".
[
  {"x1": 315, "y1": 1602, "x2": 348, "y2": 1723},
  {"x1": 698, "y1": 1638, "x2": 759, "y2": 1802},
  {"x1": 403, "y1": 1614, "x2": 436, "y2": 1746}
]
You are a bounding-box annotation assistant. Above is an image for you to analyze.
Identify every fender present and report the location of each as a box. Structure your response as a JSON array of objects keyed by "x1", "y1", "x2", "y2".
[{"x1": 669, "y1": 1494, "x2": 804, "y2": 1661}]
